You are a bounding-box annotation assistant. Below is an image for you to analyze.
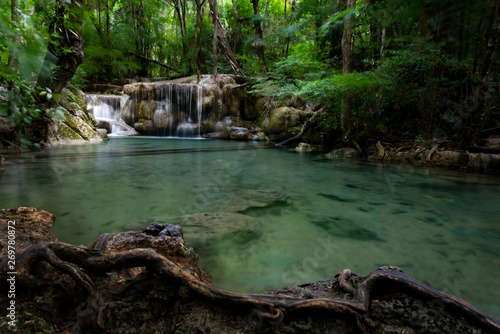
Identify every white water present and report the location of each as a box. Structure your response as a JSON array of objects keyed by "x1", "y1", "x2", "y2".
[
  {"x1": 102, "y1": 81, "x2": 204, "y2": 137},
  {"x1": 86, "y1": 94, "x2": 131, "y2": 135}
]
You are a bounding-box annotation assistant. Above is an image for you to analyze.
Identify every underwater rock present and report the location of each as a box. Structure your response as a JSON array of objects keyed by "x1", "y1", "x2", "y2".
[
  {"x1": 196, "y1": 188, "x2": 288, "y2": 213},
  {"x1": 310, "y1": 215, "x2": 385, "y2": 241},
  {"x1": 319, "y1": 191, "x2": 360, "y2": 202},
  {"x1": 128, "y1": 212, "x2": 260, "y2": 247}
]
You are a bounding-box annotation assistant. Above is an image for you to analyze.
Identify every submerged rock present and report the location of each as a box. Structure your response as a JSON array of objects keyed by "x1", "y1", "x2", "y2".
[
  {"x1": 310, "y1": 214, "x2": 385, "y2": 241},
  {"x1": 129, "y1": 212, "x2": 260, "y2": 246},
  {"x1": 196, "y1": 188, "x2": 288, "y2": 213},
  {"x1": 319, "y1": 191, "x2": 360, "y2": 202}
]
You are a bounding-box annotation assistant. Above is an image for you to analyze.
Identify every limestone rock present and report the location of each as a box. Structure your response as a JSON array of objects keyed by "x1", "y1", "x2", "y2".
[
  {"x1": 431, "y1": 150, "x2": 468, "y2": 168},
  {"x1": 258, "y1": 107, "x2": 306, "y2": 140},
  {"x1": 92, "y1": 222, "x2": 211, "y2": 283},
  {"x1": 467, "y1": 152, "x2": 500, "y2": 171},
  {"x1": 228, "y1": 126, "x2": 250, "y2": 140},
  {"x1": 121, "y1": 75, "x2": 247, "y2": 137},
  {"x1": 134, "y1": 119, "x2": 154, "y2": 132},
  {"x1": 47, "y1": 107, "x2": 106, "y2": 144},
  {"x1": 294, "y1": 142, "x2": 313, "y2": 152},
  {"x1": 324, "y1": 147, "x2": 361, "y2": 159},
  {"x1": 0, "y1": 207, "x2": 57, "y2": 253},
  {"x1": 47, "y1": 87, "x2": 108, "y2": 145}
]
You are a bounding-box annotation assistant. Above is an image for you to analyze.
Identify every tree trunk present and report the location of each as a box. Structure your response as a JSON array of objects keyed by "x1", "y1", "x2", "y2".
[
  {"x1": 284, "y1": 0, "x2": 295, "y2": 58},
  {"x1": 282, "y1": 0, "x2": 287, "y2": 57},
  {"x1": 209, "y1": 0, "x2": 219, "y2": 78},
  {"x1": 341, "y1": 0, "x2": 356, "y2": 138},
  {"x1": 194, "y1": 0, "x2": 206, "y2": 83},
  {"x1": 36, "y1": 0, "x2": 85, "y2": 94},
  {"x1": 8, "y1": 0, "x2": 21, "y2": 69},
  {"x1": 208, "y1": 0, "x2": 244, "y2": 76},
  {"x1": 470, "y1": 0, "x2": 500, "y2": 144},
  {"x1": 251, "y1": 0, "x2": 267, "y2": 73},
  {"x1": 171, "y1": 0, "x2": 188, "y2": 62}
]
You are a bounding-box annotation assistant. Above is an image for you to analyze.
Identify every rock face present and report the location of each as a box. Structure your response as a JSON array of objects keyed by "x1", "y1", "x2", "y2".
[
  {"x1": 87, "y1": 75, "x2": 315, "y2": 142},
  {"x1": 119, "y1": 75, "x2": 249, "y2": 137},
  {"x1": 47, "y1": 85, "x2": 108, "y2": 145}
]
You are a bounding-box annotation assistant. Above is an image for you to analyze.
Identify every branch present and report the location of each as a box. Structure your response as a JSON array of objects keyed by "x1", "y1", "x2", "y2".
[
  {"x1": 276, "y1": 110, "x2": 322, "y2": 146},
  {"x1": 125, "y1": 52, "x2": 181, "y2": 73}
]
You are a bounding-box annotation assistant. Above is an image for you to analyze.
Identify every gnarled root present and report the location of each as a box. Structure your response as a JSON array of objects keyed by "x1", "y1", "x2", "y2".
[{"x1": 2, "y1": 242, "x2": 499, "y2": 333}]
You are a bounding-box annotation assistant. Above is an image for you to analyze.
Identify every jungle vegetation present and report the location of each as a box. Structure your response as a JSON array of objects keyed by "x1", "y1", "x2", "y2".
[{"x1": 1, "y1": 0, "x2": 499, "y2": 147}]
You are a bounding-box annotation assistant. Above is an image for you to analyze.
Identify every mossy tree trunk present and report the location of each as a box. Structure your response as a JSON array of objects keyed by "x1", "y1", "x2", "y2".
[
  {"x1": 36, "y1": 0, "x2": 85, "y2": 95},
  {"x1": 341, "y1": 0, "x2": 356, "y2": 139}
]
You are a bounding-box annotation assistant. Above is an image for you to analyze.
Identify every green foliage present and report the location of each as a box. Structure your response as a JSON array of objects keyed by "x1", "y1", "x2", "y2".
[{"x1": 0, "y1": 5, "x2": 54, "y2": 148}]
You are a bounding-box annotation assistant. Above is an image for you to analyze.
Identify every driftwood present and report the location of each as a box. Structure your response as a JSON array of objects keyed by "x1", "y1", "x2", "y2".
[{"x1": 2, "y1": 241, "x2": 499, "y2": 333}]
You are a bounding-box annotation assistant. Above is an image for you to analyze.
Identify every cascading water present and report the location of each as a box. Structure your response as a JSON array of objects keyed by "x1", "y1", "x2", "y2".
[
  {"x1": 86, "y1": 95, "x2": 134, "y2": 135},
  {"x1": 124, "y1": 79, "x2": 205, "y2": 138}
]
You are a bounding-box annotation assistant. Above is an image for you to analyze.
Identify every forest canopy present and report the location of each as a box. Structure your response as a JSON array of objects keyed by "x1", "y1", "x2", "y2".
[{"x1": 1, "y1": 0, "x2": 499, "y2": 147}]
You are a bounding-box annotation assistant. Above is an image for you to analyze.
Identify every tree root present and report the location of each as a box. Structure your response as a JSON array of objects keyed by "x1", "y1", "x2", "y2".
[{"x1": 2, "y1": 242, "x2": 500, "y2": 333}]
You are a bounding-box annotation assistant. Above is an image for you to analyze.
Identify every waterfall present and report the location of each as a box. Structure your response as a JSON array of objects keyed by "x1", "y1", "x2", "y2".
[
  {"x1": 86, "y1": 94, "x2": 135, "y2": 135},
  {"x1": 124, "y1": 81, "x2": 204, "y2": 138}
]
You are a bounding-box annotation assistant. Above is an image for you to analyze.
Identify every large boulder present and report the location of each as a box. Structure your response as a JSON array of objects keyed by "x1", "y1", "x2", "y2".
[
  {"x1": 257, "y1": 107, "x2": 309, "y2": 142},
  {"x1": 324, "y1": 147, "x2": 361, "y2": 159},
  {"x1": 47, "y1": 87, "x2": 108, "y2": 145}
]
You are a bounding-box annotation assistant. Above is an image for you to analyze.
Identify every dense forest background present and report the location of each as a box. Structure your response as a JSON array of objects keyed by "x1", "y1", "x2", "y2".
[{"x1": 1, "y1": 0, "x2": 499, "y2": 148}]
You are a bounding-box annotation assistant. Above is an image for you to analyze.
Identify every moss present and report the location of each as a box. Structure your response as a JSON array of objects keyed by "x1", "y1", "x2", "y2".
[{"x1": 57, "y1": 123, "x2": 83, "y2": 140}]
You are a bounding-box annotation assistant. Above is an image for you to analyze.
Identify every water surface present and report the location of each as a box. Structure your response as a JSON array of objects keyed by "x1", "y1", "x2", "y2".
[{"x1": 1, "y1": 137, "x2": 499, "y2": 317}]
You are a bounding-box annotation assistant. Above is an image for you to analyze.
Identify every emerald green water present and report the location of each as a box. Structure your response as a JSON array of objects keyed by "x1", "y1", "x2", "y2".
[{"x1": 1, "y1": 137, "x2": 500, "y2": 318}]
